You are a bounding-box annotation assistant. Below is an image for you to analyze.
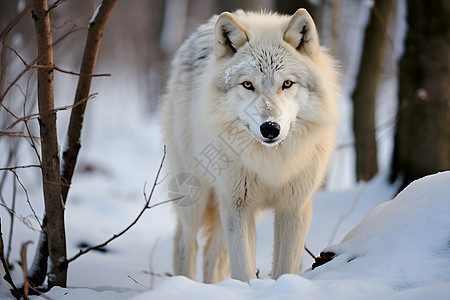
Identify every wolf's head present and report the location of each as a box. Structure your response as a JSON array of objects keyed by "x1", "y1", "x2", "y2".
[{"x1": 212, "y1": 9, "x2": 338, "y2": 148}]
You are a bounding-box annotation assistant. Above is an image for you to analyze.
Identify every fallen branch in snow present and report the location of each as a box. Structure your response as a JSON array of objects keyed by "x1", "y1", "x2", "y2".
[
  {"x1": 127, "y1": 275, "x2": 149, "y2": 289},
  {"x1": 66, "y1": 146, "x2": 173, "y2": 264},
  {"x1": 311, "y1": 251, "x2": 335, "y2": 270}
]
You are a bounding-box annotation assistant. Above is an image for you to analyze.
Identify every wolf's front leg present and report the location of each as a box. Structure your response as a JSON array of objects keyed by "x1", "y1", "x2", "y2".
[
  {"x1": 272, "y1": 199, "x2": 312, "y2": 279},
  {"x1": 220, "y1": 202, "x2": 257, "y2": 282}
]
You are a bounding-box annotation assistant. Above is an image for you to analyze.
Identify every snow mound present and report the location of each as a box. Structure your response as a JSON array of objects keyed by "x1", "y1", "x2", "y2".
[
  {"x1": 305, "y1": 171, "x2": 450, "y2": 290},
  {"x1": 30, "y1": 172, "x2": 450, "y2": 299}
]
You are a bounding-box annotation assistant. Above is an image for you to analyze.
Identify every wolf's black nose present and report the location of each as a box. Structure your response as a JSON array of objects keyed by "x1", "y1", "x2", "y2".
[{"x1": 260, "y1": 121, "x2": 280, "y2": 140}]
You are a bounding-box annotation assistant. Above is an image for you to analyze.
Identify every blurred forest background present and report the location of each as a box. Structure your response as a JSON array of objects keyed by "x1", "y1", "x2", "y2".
[
  {"x1": 1, "y1": 0, "x2": 448, "y2": 188},
  {"x1": 0, "y1": 0, "x2": 448, "y2": 292}
]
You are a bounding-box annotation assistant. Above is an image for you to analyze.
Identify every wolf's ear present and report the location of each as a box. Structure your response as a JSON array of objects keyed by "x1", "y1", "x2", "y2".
[
  {"x1": 284, "y1": 9, "x2": 319, "y2": 56},
  {"x1": 214, "y1": 12, "x2": 248, "y2": 59}
]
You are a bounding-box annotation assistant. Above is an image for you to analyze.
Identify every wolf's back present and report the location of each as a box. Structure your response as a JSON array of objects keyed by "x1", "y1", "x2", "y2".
[{"x1": 160, "y1": 16, "x2": 219, "y2": 174}]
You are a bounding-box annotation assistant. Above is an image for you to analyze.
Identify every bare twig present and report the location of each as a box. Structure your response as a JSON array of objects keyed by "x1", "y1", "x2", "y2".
[
  {"x1": 21, "y1": 241, "x2": 33, "y2": 300},
  {"x1": 0, "y1": 165, "x2": 42, "y2": 172},
  {"x1": 143, "y1": 271, "x2": 173, "y2": 278},
  {"x1": 1, "y1": 3, "x2": 32, "y2": 95},
  {"x1": 304, "y1": 245, "x2": 315, "y2": 259},
  {"x1": 0, "y1": 204, "x2": 39, "y2": 232},
  {"x1": 0, "y1": 131, "x2": 36, "y2": 139},
  {"x1": 6, "y1": 169, "x2": 17, "y2": 262},
  {"x1": 127, "y1": 275, "x2": 149, "y2": 289},
  {"x1": 47, "y1": 0, "x2": 68, "y2": 13},
  {"x1": 371, "y1": 3, "x2": 394, "y2": 50},
  {"x1": 0, "y1": 217, "x2": 23, "y2": 299},
  {"x1": 0, "y1": 3, "x2": 31, "y2": 38},
  {"x1": 10, "y1": 169, "x2": 43, "y2": 230},
  {"x1": 6, "y1": 93, "x2": 97, "y2": 131},
  {"x1": 22, "y1": 70, "x2": 41, "y2": 164},
  {"x1": 0, "y1": 40, "x2": 28, "y2": 66},
  {"x1": 31, "y1": 64, "x2": 111, "y2": 77},
  {"x1": 67, "y1": 146, "x2": 167, "y2": 264},
  {"x1": 0, "y1": 23, "x2": 79, "y2": 108}
]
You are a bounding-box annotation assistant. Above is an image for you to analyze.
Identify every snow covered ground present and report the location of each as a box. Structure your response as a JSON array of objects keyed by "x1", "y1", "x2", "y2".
[{"x1": 2, "y1": 108, "x2": 449, "y2": 299}]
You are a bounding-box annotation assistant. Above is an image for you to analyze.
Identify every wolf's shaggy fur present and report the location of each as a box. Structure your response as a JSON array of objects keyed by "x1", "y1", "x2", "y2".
[{"x1": 161, "y1": 9, "x2": 339, "y2": 283}]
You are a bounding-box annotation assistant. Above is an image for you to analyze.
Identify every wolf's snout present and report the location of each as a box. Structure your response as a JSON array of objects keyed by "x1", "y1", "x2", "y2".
[{"x1": 260, "y1": 121, "x2": 281, "y2": 140}]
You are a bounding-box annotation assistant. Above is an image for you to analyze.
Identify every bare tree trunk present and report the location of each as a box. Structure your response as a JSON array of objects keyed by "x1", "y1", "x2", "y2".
[
  {"x1": 352, "y1": 0, "x2": 396, "y2": 181},
  {"x1": 391, "y1": 0, "x2": 450, "y2": 189},
  {"x1": 330, "y1": 0, "x2": 341, "y2": 57},
  {"x1": 28, "y1": 0, "x2": 118, "y2": 287},
  {"x1": 31, "y1": 0, "x2": 67, "y2": 288}
]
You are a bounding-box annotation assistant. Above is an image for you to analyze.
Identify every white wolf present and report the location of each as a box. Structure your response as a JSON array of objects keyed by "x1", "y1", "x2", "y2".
[{"x1": 161, "y1": 9, "x2": 339, "y2": 283}]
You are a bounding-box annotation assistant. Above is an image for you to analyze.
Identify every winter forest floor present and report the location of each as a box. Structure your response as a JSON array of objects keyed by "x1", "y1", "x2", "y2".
[{"x1": 1, "y1": 114, "x2": 449, "y2": 299}]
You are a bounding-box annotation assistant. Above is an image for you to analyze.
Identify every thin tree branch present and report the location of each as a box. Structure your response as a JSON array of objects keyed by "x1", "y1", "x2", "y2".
[
  {"x1": 20, "y1": 241, "x2": 33, "y2": 300},
  {"x1": 304, "y1": 246, "x2": 315, "y2": 259},
  {"x1": 1, "y1": 2, "x2": 32, "y2": 96},
  {"x1": 46, "y1": 0, "x2": 68, "y2": 14},
  {"x1": 9, "y1": 169, "x2": 43, "y2": 230},
  {"x1": 61, "y1": 0, "x2": 118, "y2": 204},
  {"x1": 66, "y1": 146, "x2": 167, "y2": 264},
  {"x1": 6, "y1": 175, "x2": 17, "y2": 262},
  {"x1": 0, "y1": 23, "x2": 79, "y2": 109},
  {"x1": 0, "y1": 3, "x2": 31, "y2": 38},
  {"x1": 0, "y1": 165, "x2": 42, "y2": 171},
  {"x1": 6, "y1": 93, "x2": 97, "y2": 131},
  {"x1": 0, "y1": 218, "x2": 23, "y2": 299},
  {"x1": 31, "y1": 64, "x2": 111, "y2": 77},
  {"x1": 0, "y1": 40, "x2": 28, "y2": 66}
]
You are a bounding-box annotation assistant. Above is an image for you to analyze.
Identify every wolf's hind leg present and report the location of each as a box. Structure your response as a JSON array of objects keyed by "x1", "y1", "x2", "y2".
[
  {"x1": 203, "y1": 201, "x2": 229, "y2": 283},
  {"x1": 173, "y1": 196, "x2": 207, "y2": 279},
  {"x1": 173, "y1": 220, "x2": 198, "y2": 279}
]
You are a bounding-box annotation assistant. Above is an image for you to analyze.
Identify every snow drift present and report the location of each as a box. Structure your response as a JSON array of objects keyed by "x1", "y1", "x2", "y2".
[{"x1": 32, "y1": 171, "x2": 450, "y2": 300}]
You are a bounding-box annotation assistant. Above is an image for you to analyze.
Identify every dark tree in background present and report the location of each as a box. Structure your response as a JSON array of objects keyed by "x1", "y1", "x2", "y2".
[
  {"x1": 276, "y1": 0, "x2": 323, "y2": 33},
  {"x1": 391, "y1": 0, "x2": 450, "y2": 189},
  {"x1": 352, "y1": 0, "x2": 396, "y2": 181}
]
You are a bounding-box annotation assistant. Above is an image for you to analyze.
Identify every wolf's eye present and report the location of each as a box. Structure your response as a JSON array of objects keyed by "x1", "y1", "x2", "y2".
[
  {"x1": 282, "y1": 80, "x2": 294, "y2": 90},
  {"x1": 242, "y1": 81, "x2": 254, "y2": 91}
]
